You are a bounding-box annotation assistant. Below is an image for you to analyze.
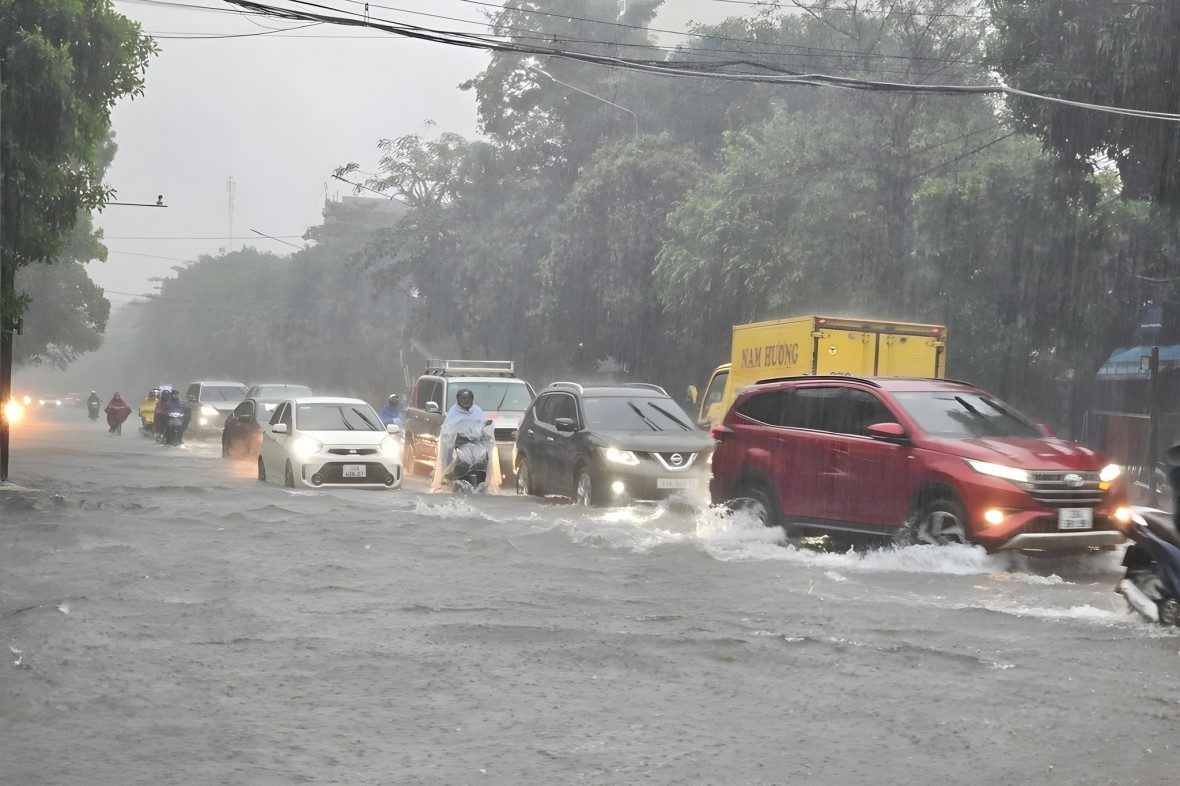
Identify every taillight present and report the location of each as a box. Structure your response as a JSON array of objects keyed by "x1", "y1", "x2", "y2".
[{"x1": 710, "y1": 425, "x2": 736, "y2": 442}]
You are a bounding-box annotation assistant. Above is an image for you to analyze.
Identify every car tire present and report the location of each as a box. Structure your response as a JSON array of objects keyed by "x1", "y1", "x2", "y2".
[
  {"x1": 734, "y1": 484, "x2": 785, "y2": 531},
  {"x1": 898, "y1": 495, "x2": 969, "y2": 546},
  {"x1": 404, "y1": 441, "x2": 421, "y2": 477},
  {"x1": 516, "y1": 456, "x2": 535, "y2": 496},
  {"x1": 284, "y1": 461, "x2": 295, "y2": 488},
  {"x1": 257, "y1": 456, "x2": 267, "y2": 482},
  {"x1": 574, "y1": 465, "x2": 602, "y2": 507}
]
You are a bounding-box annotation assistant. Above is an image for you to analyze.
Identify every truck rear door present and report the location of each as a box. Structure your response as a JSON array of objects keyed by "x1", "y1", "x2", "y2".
[{"x1": 876, "y1": 334, "x2": 945, "y2": 378}]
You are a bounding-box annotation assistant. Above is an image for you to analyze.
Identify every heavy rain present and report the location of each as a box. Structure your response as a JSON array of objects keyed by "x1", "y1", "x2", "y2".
[{"x1": 4, "y1": 1, "x2": 1180, "y2": 783}]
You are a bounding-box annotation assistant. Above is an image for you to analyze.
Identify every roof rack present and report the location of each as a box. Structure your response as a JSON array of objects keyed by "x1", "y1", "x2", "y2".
[
  {"x1": 548, "y1": 381, "x2": 584, "y2": 394},
  {"x1": 424, "y1": 359, "x2": 516, "y2": 378},
  {"x1": 618, "y1": 383, "x2": 669, "y2": 396}
]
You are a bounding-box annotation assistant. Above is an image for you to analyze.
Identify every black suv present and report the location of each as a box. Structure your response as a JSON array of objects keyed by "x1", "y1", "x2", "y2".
[{"x1": 514, "y1": 382, "x2": 713, "y2": 506}]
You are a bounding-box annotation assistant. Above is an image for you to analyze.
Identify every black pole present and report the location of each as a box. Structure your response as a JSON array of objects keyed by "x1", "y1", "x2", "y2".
[{"x1": 1147, "y1": 345, "x2": 1161, "y2": 500}]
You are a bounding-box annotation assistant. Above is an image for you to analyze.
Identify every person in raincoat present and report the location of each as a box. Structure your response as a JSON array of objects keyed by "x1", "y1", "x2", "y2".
[
  {"x1": 430, "y1": 387, "x2": 502, "y2": 492},
  {"x1": 104, "y1": 392, "x2": 133, "y2": 434},
  {"x1": 138, "y1": 389, "x2": 160, "y2": 430},
  {"x1": 378, "y1": 394, "x2": 404, "y2": 427}
]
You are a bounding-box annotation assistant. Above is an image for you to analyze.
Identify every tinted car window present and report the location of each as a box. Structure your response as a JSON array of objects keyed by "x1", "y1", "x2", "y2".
[
  {"x1": 294, "y1": 403, "x2": 382, "y2": 431},
  {"x1": 581, "y1": 396, "x2": 696, "y2": 431},
  {"x1": 269, "y1": 402, "x2": 287, "y2": 427},
  {"x1": 736, "y1": 389, "x2": 792, "y2": 426},
  {"x1": 843, "y1": 390, "x2": 896, "y2": 437},
  {"x1": 891, "y1": 391, "x2": 1042, "y2": 438},
  {"x1": 232, "y1": 401, "x2": 253, "y2": 418},
  {"x1": 785, "y1": 387, "x2": 845, "y2": 432}
]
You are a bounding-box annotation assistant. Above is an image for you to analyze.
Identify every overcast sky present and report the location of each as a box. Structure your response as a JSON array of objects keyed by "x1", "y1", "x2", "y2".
[{"x1": 92, "y1": 0, "x2": 737, "y2": 306}]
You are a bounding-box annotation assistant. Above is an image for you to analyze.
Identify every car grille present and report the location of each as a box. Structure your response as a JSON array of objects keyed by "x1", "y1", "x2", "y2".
[
  {"x1": 327, "y1": 448, "x2": 378, "y2": 456},
  {"x1": 494, "y1": 427, "x2": 517, "y2": 442},
  {"x1": 1025, "y1": 471, "x2": 1103, "y2": 507},
  {"x1": 650, "y1": 451, "x2": 699, "y2": 471}
]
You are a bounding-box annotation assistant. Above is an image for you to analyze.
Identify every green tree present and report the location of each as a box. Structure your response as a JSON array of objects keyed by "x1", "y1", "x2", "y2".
[
  {"x1": 986, "y1": 0, "x2": 1180, "y2": 205},
  {"x1": 1, "y1": 0, "x2": 155, "y2": 319}
]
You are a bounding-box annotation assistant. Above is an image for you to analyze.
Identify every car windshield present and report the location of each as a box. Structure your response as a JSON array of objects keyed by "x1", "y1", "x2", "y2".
[
  {"x1": 581, "y1": 396, "x2": 698, "y2": 431},
  {"x1": 294, "y1": 402, "x2": 382, "y2": 431},
  {"x1": 891, "y1": 391, "x2": 1043, "y2": 439},
  {"x1": 457, "y1": 382, "x2": 533, "y2": 412},
  {"x1": 205, "y1": 385, "x2": 247, "y2": 402},
  {"x1": 258, "y1": 385, "x2": 313, "y2": 399}
]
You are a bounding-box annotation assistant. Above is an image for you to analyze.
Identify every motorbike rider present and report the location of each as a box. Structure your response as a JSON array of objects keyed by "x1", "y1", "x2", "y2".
[
  {"x1": 153, "y1": 385, "x2": 173, "y2": 437},
  {"x1": 431, "y1": 388, "x2": 502, "y2": 492},
  {"x1": 160, "y1": 388, "x2": 192, "y2": 443},
  {"x1": 86, "y1": 391, "x2": 101, "y2": 419},
  {"x1": 378, "y1": 394, "x2": 404, "y2": 427},
  {"x1": 104, "y1": 392, "x2": 133, "y2": 434},
  {"x1": 1118, "y1": 442, "x2": 1180, "y2": 624},
  {"x1": 138, "y1": 389, "x2": 159, "y2": 429}
]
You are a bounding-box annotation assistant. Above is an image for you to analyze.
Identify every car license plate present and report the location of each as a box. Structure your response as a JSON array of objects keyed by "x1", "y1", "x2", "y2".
[
  {"x1": 657, "y1": 478, "x2": 698, "y2": 489},
  {"x1": 342, "y1": 464, "x2": 366, "y2": 478},
  {"x1": 1058, "y1": 508, "x2": 1093, "y2": 530}
]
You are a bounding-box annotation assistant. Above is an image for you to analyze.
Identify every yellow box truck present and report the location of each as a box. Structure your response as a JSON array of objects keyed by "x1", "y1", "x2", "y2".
[{"x1": 696, "y1": 316, "x2": 948, "y2": 425}]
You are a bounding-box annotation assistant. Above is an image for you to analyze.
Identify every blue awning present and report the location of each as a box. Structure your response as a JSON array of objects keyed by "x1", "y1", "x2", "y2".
[{"x1": 1096, "y1": 345, "x2": 1180, "y2": 379}]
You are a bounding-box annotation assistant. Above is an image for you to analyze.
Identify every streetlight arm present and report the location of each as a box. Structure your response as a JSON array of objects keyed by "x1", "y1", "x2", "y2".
[{"x1": 531, "y1": 67, "x2": 638, "y2": 137}]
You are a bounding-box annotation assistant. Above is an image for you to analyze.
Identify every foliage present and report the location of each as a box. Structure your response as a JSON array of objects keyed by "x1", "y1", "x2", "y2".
[
  {"x1": 986, "y1": 0, "x2": 1180, "y2": 205},
  {"x1": 0, "y1": 0, "x2": 155, "y2": 321}
]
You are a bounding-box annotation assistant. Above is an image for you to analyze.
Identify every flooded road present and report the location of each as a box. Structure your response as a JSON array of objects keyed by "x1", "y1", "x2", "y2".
[{"x1": 3, "y1": 407, "x2": 1177, "y2": 785}]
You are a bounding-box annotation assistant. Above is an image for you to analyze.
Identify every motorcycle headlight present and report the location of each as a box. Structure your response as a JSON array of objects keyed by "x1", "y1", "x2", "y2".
[
  {"x1": 1099, "y1": 463, "x2": 1122, "y2": 483},
  {"x1": 964, "y1": 459, "x2": 1030, "y2": 484},
  {"x1": 378, "y1": 435, "x2": 401, "y2": 459},
  {"x1": 291, "y1": 435, "x2": 323, "y2": 458},
  {"x1": 603, "y1": 447, "x2": 641, "y2": 466}
]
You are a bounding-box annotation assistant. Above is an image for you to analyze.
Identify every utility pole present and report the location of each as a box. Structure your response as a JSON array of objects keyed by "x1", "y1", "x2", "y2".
[
  {"x1": 227, "y1": 176, "x2": 236, "y2": 253},
  {"x1": 1, "y1": 57, "x2": 10, "y2": 482}
]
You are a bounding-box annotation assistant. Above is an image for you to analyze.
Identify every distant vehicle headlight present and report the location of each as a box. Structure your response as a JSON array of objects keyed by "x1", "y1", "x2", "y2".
[
  {"x1": 378, "y1": 436, "x2": 400, "y2": 459},
  {"x1": 964, "y1": 459, "x2": 1030, "y2": 484},
  {"x1": 4, "y1": 400, "x2": 23, "y2": 425},
  {"x1": 603, "y1": 447, "x2": 641, "y2": 465},
  {"x1": 1099, "y1": 464, "x2": 1122, "y2": 483},
  {"x1": 291, "y1": 435, "x2": 323, "y2": 458}
]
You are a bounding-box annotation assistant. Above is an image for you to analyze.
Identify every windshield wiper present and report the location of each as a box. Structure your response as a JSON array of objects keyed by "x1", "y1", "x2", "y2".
[
  {"x1": 648, "y1": 402, "x2": 691, "y2": 431},
  {"x1": 628, "y1": 401, "x2": 662, "y2": 431},
  {"x1": 953, "y1": 395, "x2": 1002, "y2": 435}
]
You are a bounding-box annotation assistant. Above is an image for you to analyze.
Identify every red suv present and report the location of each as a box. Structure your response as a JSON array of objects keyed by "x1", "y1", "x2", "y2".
[{"x1": 710, "y1": 376, "x2": 1130, "y2": 553}]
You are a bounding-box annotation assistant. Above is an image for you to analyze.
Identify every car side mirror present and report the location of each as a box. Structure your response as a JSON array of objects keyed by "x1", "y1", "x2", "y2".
[
  {"x1": 425, "y1": 401, "x2": 440, "y2": 414},
  {"x1": 386, "y1": 423, "x2": 402, "y2": 435},
  {"x1": 272, "y1": 423, "x2": 289, "y2": 434},
  {"x1": 554, "y1": 417, "x2": 577, "y2": 433},
  {"x1": 867, "y1": 422, "x2": 907, "y2": 442}
]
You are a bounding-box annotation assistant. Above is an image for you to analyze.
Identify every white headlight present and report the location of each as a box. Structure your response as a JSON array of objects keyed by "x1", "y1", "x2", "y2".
[
  {"x1": 964, "y1": 459, "x2": 1030, "y2": 484},
  {"x1": 378, "y1": 436, "x2": 401, "y2": 459},
  {"x1": 604, "y1": 447, "x2": 640, "y2": 465},
  {"x1": 291, "y1": 435, "x2": 323, "y2": 458},
  {"x1": 1099, "y1": 464, "x2": 1122, "y2": 483}
]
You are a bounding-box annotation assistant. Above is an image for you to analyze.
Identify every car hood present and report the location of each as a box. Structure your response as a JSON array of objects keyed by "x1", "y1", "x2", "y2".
[
  {"x1": 485, "y1": 411, "x2": 525, "y2": 429},
  {"x1": 591, "y1": 429, "x2": 715, "y2": 454},
  {"x1": 922, "y1": 436, "x2": 1105, "y2": 469},
  {"x1": 299, "y1": 429, "x2": 393, "y2": 448}
]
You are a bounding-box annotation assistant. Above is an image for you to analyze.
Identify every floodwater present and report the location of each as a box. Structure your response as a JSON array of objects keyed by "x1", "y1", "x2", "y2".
[{"x1": 2, "y1": 407, "x2": 1178, "y2": 785}]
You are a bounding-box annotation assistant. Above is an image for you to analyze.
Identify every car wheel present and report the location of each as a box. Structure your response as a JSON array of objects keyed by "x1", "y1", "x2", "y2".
[
  {"x1": 403, "y1": 441, "x2": 421, "y2": 477},
  {"x1": 257, "y1": 456, "x2": 267, "y2": 482},
  {"x1": 899, "y1": 496, "x2": 969, "y2": 546},
  {"x1": 734, "y1": 485, "x2": 783, "y2": 530},
  {"x1": 284, "y1": 461, "x2": 296, "y2": 488},
  {"x1": 516, "y1": 457, "x2": 535, "y2": 496},
  {"x1": 574, "y1": 465, "x2": 602, "y2": 507}
]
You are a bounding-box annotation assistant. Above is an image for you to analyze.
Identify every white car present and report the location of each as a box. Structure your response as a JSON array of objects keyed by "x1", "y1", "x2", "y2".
[{"x1": 258, "y1": 397, "x2": 403, "y2": 489}]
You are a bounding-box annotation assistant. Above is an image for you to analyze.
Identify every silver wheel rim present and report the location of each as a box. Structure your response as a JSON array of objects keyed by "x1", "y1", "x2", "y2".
[
  {"x1": 516, "y1": 462, "x2": 529, "y2": 495},
  {"x1": 918, "y1": 508, "x2": 967, "y2": 545},
  {"x1": 746, "y1": 497, "x2": 770, "y2": 526},
  {"x1": 575, "y1": 471, "x2": 592, "y2": 506}
]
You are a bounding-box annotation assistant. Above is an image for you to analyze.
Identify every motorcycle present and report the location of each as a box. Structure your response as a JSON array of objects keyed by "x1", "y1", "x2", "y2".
[
  {"x1": 1117, "y1": 508, "x2": 1180, "y2": 625},
  {"x1": 87, "y1": 401, "x2": 100, "y2": 421},
  {"x1": 161, "y1": 409, "x2": 187, "y2": 447},
  {"x1": 437, "y1": 419, "x2": 498, "y2": 493},
  {"x1": 140, "y1": 414, "x2": 156, "y2": 438}
]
